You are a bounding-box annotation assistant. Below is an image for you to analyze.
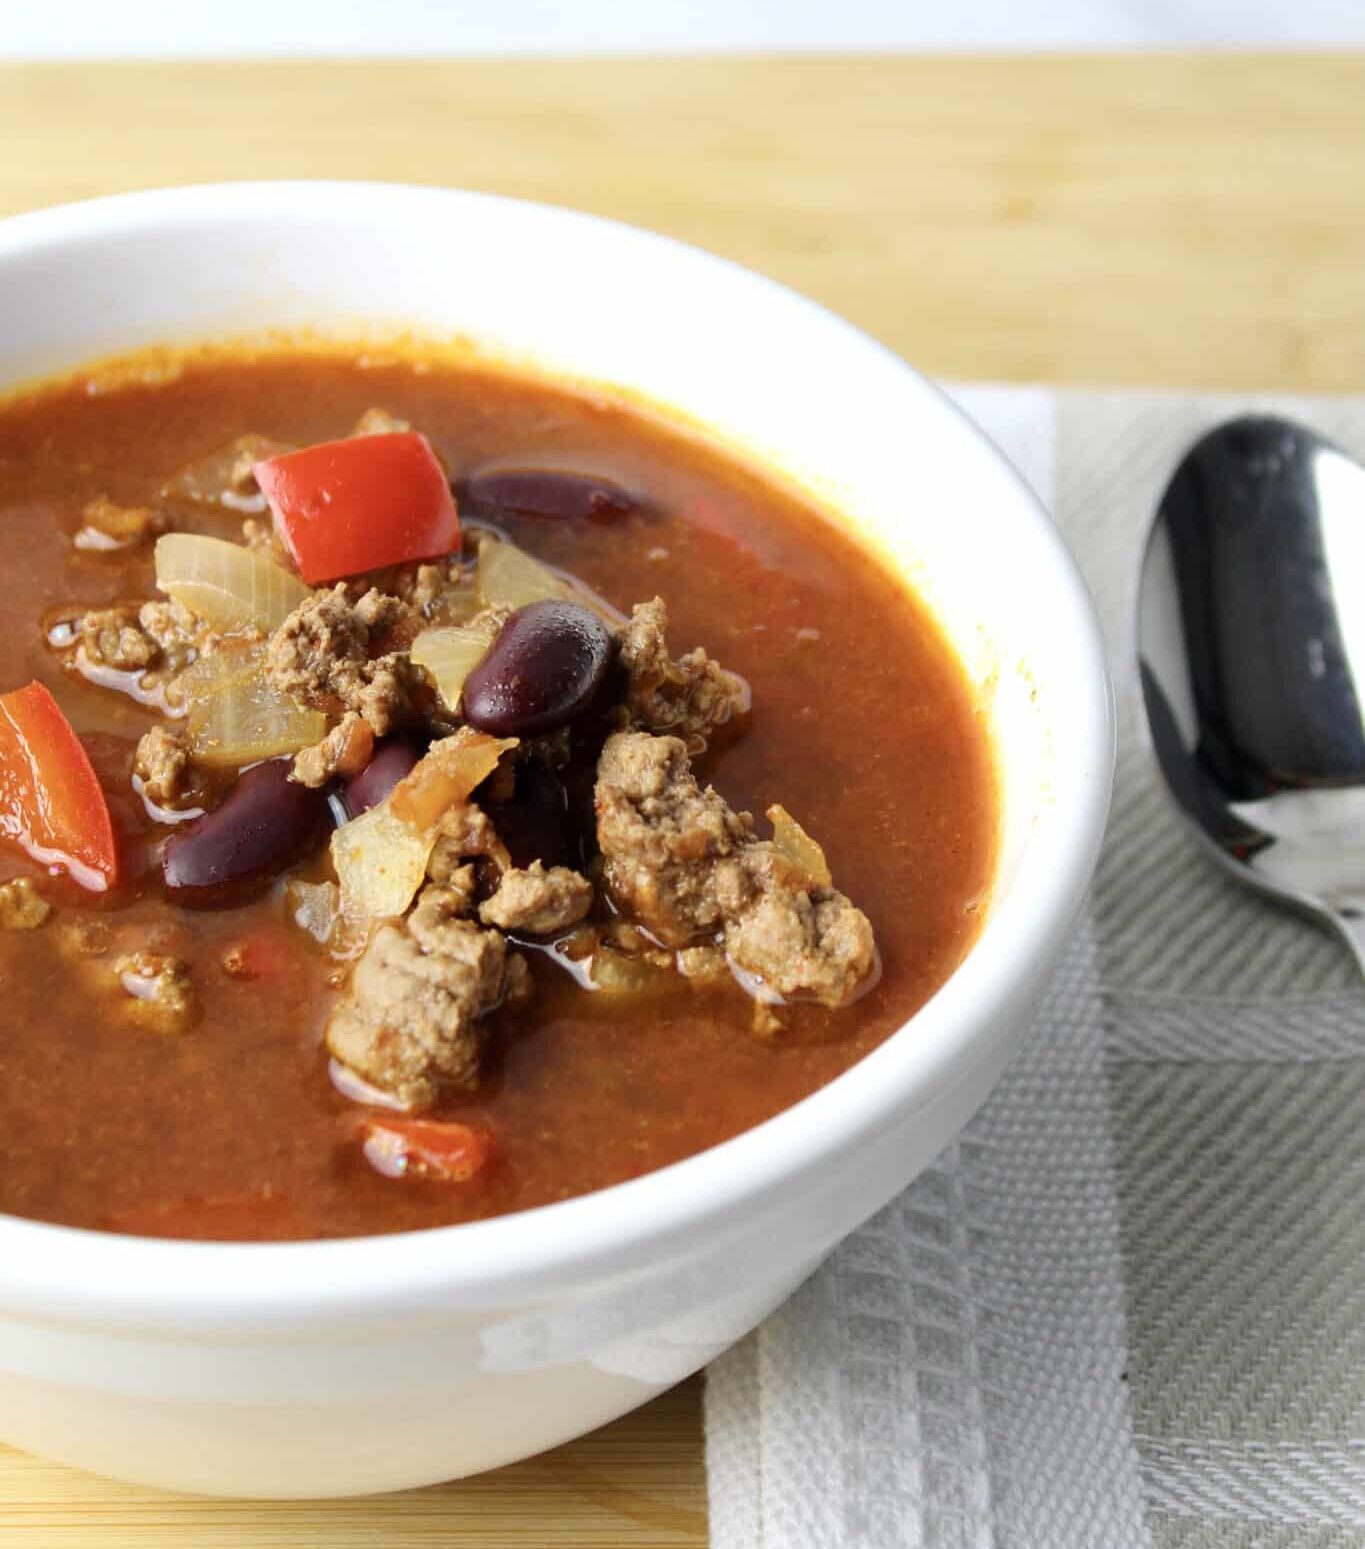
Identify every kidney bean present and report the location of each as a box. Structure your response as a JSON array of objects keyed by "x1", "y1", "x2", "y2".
[
  {"x1": 463, "y1": 468, "x2": 637, "y2": 523},
  {"x1": 463, "y1": 600, "x2": 615, "y2": 738},
  {"x1": 343, "y1": 738, "x2": 421, "y2": 819},
  {"x1": 162, "y1": 759, "x2": 331, "y2": 907}
]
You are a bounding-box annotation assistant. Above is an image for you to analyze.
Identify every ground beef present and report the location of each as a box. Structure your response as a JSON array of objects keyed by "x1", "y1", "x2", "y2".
[
  {"x1": 133, "y1": 724, "x2": 194, "y2": 808},
  {"x1": 350, "y1": 558, "x2": 468, "y2": 620},
  {"x1": 291, "y1": 711, "x2": 375, "y2": 788},
  {"x1": 437, "y1": 864, "x2": 479, "y2": 917},
  {"x1": 0, "y1": 878, "x2": 51, "y2": 931},
  {"x1": 325, "y1": 883, "x2": 524, "y2": 1109},
  {"x1": 73, "y1": 598, "x2": 213, "y2": 694},
  {"x1": 724, "y1": 852, "x2": 878, "y2": 1008},
  {"x1": 78, "y1": 606, "x2": 159, "y2": 671},
  {"x1": 595, "y1": 730, "x2": 754, "y2": 946},
  {"x1": 266, "y1": 585, "x2": 422, "y2": 735},
  {"x1": 76, "y1": 496, "x2": 164, "y2": 551},
  {"x1": 405, "y1": 563, "x2": 448, "y2": 615},
  {"x1": 427, "y1": 803, "x2": 510, "y2": 883},
  {"x1": 139, "y1": 600, "x2": 215, "y2": 676},
  {"x1": 240, "y1": 517, "x2": 291, "y2": 564},
  {"x1": 595, "y1": 731, "x2": 876, "y2": 1007},
  {"x1": 113, "y1": 951, "x2": 195, "y2": 1033},
  {"x1": 675, "y1": 943, "x2": 728, "y2": 981},
  {"x1": 479, "y1": 861, "x2": 593, "y2": 936},
  {"x1": 618, "y1": 597, "x2": 749, "y2": 753}
]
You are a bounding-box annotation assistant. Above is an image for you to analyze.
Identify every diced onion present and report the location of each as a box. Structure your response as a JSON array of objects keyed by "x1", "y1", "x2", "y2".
[
  {"x1": 410, "y1": 616, "x2": 503, "y2": 714},
  {"x1": 590, "y1": 947, "x2": 669, "y2": 996},
  {"x1": 477, "y1": 536, "x2": 568, "y2": 611},
  {"x1": 161, "y1": 434, "x2": 291, "y2": 513},
  {"x1": 767, "y1": 804, "x2": 833, "y2": 889},
  {"x1": 330, "y1": 729, "x2": 517, "y2": 922},
  {"x1": 427, "y1": 576, "x2": 486, "y2": 627},
  {"x1": 155, "y1": 533, "x2": 311, "y2": 633},
  {"x1": 332, "y1": 802, "x2": 436, "y2": 921},
  {"x1": 285, "y1": 878, "x2": 367, "y2": 959},
  {"x1": 389, "y1": 727, "x2": 517, "y2": 832},
  {"x1": 180, "y1": 646, "x2": 327, "y2": 767}
]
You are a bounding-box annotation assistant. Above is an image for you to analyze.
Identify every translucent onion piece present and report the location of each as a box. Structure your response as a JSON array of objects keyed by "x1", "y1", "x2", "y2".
[
  {"x1": 286, "y1": 877, "x2": 341, "y2": 944},
  {"x1": 172, "y1": 645, "x2": 247, "y2": 702},
  {"x1": 155, "y1": 533, "x2": 310, "y2": 633},
  {"x1": 430, "y1": 579, "x2": 489, "y2": 627},
  {"x1": 389, "y1": 727, "x2": 518, "y2": 833},
  {"x1": 332, "y1": 802, "x2": 436, "y2": 921},
  {"x1": 182, "y1": 646, "x2": 327, "y2": 767},
  {"x1": 590, "y1": 946, "x2": 669, "y2": 996},
  {"x1": 477, "y1": 536, "x2": 569, "y2": 612},
  {"x1": 767, "y1": 803, "x2": 833, "y2": 889},
  {"x1": 161, "y1": 434, "x2": 291, "y2": 513},
  {"x1": 285, "y1": 878, "x2": 367, "y2": 959},
  {"x1": 410, "y1": 617, "x2": 504, "y2": 714}
]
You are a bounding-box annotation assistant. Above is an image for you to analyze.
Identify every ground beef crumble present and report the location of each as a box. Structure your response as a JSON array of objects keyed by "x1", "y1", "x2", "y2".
[
  {"x1": 291, "y1": 711, "x2": 376, "y2": 788},
  {"x1": 71, "y1": 598, "x2": 213, "y2": 685},
  {"x1": 427, "y1": 803, "x2": 511, "y2": 882},
  {"x1": 595, "y1": 729, "x2": 755, "y2": 947},
  {"x1": 133, "y1": 724, "x2": 195, "y2": 809},
  {"x1": 78, "y1": 606, "x2": 159, "y2": 672},
  {"x1": 0, "y1": 878, "x2": 51, "y2": 931},
  {"x1": 140, "y1": 600, "x2": 216, "y2": 674},
  {"x1": 618, "y1": 597, "x2": 749, "y2": 753},
  {"x1": 113, "y1": 951, "x2": 196, "y2": 1033},
  {"x1": 479, "y1": 861, "x2": 593, "y2": 936},
  {"x1": 76, "y1": 496, "x2": 164, "y2": 551},
  {"x1": 325, "y1": 883, "x2": 527, "y2": 1109},
  {"x1": 266, "y1": 585, "x2": 423, "y2": 735},
  {"x1": 595, "y1": 730, "x2": 875, "y2": 1007}
]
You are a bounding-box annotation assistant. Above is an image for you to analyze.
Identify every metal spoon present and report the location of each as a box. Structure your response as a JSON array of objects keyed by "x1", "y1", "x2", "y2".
[{"x1": 1137, "y1": 413, "x2": 1365, "y2": 976}]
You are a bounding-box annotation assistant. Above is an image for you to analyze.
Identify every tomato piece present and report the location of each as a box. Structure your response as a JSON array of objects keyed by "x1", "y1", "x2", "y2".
[
  {"x1": 255, "y1": 432, "x2": 460, "y2": 584},
  {"x1": 0, "y1": 681, "x2": 117, "y2": 890},
  {"x1": 361, "y1": 1117, "x2": 494, "y2": 1183}
]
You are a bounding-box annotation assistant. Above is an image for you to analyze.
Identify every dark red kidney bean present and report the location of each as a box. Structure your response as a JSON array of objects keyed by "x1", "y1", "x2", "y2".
[
  {"x1": 343, "y1": 738, "x2": 421, "y2": 819},
  {"x1": 163, "y1": 759, "x2": 331, "y2": 907},
  {"x1": 463, "y1": 600, "x2": 615, "y2": 738},
  {"x1": 463, "y1": 468, "x2": 637, "y2": 523}
]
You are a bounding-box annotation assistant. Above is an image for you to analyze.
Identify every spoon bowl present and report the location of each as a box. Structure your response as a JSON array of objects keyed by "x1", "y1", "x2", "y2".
[{"x1": 1138, "y1": 413, "x2": 1365, "y2": 973}]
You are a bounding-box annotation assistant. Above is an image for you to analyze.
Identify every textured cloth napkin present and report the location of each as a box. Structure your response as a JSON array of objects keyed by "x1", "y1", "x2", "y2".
[{"x1": 704, "y1": 385, "x2": 1365, "y2": 1549}]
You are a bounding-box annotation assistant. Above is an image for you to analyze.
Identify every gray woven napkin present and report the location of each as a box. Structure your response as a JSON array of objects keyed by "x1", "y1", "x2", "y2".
[{"x1": 704, "y1": 385, "x2": 1365, "y2": 1549}]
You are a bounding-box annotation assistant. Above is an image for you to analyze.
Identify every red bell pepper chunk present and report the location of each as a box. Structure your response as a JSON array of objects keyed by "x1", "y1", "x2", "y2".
[
  {"x1": 361, "y1": 1117, "x2": 494, "y2": 1183},
  {"x1": 255, "y1": 432, "x2": 460, "y2": 585},
  {"x1": 0, "y1": 681, "x2": 117, "y2": 890}
]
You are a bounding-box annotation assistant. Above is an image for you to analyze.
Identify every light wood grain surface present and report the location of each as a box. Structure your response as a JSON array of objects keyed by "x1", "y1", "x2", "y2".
[{"x1": 1, "y1": 52, "x2": 1362, "y2": 1548}]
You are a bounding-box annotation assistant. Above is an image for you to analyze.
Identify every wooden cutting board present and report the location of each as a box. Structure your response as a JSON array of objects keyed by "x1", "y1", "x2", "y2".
[{"x1": 0, "y1": 52, "x2": 1361, "y2": 1547}]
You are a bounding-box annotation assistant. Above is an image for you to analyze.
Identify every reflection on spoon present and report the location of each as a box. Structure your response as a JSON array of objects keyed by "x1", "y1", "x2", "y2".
[{"x1": 1137, "y1": 414, "x2": 1365, "y2": 974}]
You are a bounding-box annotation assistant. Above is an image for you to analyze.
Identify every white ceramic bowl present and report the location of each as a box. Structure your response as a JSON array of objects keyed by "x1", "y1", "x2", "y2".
[{"x1": 0, "y1": 183, "x2": 1112, "y2": 1497}]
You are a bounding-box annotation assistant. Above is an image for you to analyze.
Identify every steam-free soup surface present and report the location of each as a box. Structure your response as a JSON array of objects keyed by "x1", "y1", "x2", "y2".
[{"x1": 0, "y1": 351, "x2": 995, "y2": 1239}]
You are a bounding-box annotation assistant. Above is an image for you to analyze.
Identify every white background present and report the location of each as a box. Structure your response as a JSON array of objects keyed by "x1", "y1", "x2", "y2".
[{"x1": 2, "y1": 0, "x2": 1364, "y2": 55}]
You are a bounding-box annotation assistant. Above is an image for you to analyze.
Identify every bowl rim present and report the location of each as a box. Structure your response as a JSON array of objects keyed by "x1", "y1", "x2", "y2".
[{"x1": 0, "y1": 181, "x2": 1114, "y2": 1327}]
